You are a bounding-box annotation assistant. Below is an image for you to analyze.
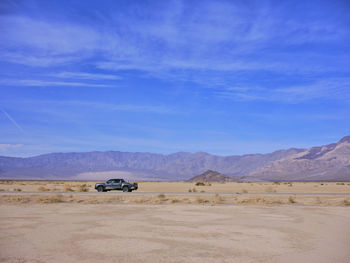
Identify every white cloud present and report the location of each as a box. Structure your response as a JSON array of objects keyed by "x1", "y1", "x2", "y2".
[
  {"x1": 0, "y1": 79, "x2": 115, "y2": 88},
  {"x1": 51, "y1": 72, "x2": 121, "y2": 80},
  {"x1": 0, "y1": 144, "x2": 23, "y2": 151}
]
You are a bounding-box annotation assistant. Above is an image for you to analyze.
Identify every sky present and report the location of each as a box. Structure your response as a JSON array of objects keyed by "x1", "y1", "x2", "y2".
[{"x1": 1, "y1": 0, "x2": 350, "y2": 157}]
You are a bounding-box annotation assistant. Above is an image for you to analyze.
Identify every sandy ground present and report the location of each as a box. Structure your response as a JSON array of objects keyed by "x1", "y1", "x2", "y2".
[
  {"x1": 0, "y1": 204, "x2": 350, "y2": 263},
  {"x1": 1, "y1": 181, "x2": 350, "y2": 262},
  {"x1": 1, "y1": 180, "x2": 350, "y2": 194}
]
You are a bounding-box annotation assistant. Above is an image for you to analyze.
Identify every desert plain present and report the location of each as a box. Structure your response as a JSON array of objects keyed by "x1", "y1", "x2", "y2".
[{"x1": 1, "y1": 180, "x2": 350, "y2": 263}]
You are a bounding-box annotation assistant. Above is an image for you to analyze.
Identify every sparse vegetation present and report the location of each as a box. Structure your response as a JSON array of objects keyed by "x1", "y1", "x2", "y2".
[
  {"x1": 36, "y1": 195, "x2": 64, "y2": 203},
  {"x1": 265, "y1": 186, "x2": 276, "y2": 193},
  {"x1": 344, "y1": 199, "x2": 350, "y2": 206},
  {"x1": 64, "y1": 184, "x2": 74, "y2": 192},
  {"x1": 336, "y1": 182, "x2": 345, "y2": 185},
  {"x1": 288, "y1": 196, "x2": 296, "y2": 204},
  {"x1": 14, "y1": 188, "x2": 22, "y2": 192},
  {"x1": 242, "y1": 189, "x2": 248, "y2": 193},
  {"x1": 78, "y1": 184, "x2": 89, "y2": 192},
  {"x1": 195, "y1": 182, "x2": 211, "y2": 186},
  {"x1": 38, "y1": 186, "x2": 50, "y2": 192},
  {"x1": 213, "y1": 194, "x2": 223, "y2": 204},
  {"x1": 157, "y1": 194, "x2": 166, "y2": 200}
]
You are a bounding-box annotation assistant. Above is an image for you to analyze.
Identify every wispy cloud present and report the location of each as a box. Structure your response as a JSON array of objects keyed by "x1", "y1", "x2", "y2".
[
  {"x1": 1, "y1": 1, "x2": 348, "y2": 74},
  {"x1": 215, "y1": 78, "x2": 350, "y2": 103},
  {"x1": 50, "y1": 72, "x2": 121, "y2": 80},
  {"x1": 0, "y1": 143, "x2": 23, "y2": 152},
  {"x1": 1, "y1": 109, "x2": 24, "y2": 132},
  {"x1": 0, "y1": 79, "x2": 115, "y2": 88}
]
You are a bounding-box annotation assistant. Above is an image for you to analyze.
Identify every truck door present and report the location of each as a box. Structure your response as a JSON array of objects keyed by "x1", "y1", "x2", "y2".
[{"x1": 111, "y1": 179, "x2": 122, "y2": 190}]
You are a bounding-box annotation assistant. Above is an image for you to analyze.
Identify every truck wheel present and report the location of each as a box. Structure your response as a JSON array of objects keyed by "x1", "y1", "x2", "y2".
[
  {"x1": 122, "y1": 186, "x2": 129, "y2": 192},
  {"x1": 97, "y1": 186, "x2": 104, "y2": 192}
]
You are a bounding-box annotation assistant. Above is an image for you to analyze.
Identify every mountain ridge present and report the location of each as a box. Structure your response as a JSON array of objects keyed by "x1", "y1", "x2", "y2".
[{"x1": 1, "y1": 136, "x2": 350, "y2": 181}]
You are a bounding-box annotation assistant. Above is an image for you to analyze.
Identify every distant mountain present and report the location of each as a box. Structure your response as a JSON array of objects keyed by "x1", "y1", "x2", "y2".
[
  {"x1": 188, "y1": 170, "x2": 233, "y2": 182},
  {"x1": 0, "y1": 148, "x2": 304, "y2": 181},
  {"x1": 245, "y1": 136, "x2": 350, "y2": 181},
  {"x1": 1, "y1": 136, "x2": 349, "y2": 181}
]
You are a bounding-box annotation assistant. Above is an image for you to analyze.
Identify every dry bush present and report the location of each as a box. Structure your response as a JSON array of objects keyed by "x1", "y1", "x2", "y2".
[
  {"x1": 78, "y1": 184, "x2": 89, "y2": 192},
  {"x1": 315, "y1": 197, "x2": 322, "y2": 204},
  {"x1": 192, "y1": 188, "x2": 197, "y2": 192},
  {"x1": 200, "y1": 190, "x2": 206, "y2": 193},
  {"x1": 64, "y1": 184, "x2": 74, "y2": 192},
  {"x1": 213, "y1": 194, "x2": 223, "y2": 204},
  {"x1": 288, "y1": 196, "x2": 296, "y2": 204},
  {"x1": 38, "y1": 186, "x2": 50, "y2": 192},
  {"x1": 14, "y1": 188, "x2": 22, "y2": 192},
  {"x1": 170, "y1": 198, "x2": 180, "y2": 204},
  {"x1": 336, "y1": 182, "x2": 345, "y2": 185},
  {"x1": 188, "y1": 188, "x2": 192, "y2": 192},
  {"x1": 242, "y1": 189, "x2": 248, "y2": 193},
  {"x1": 194, "y1": 196, "x2": 209, "y2": 204},
  {"x1": 195, "y1": 182, "x2": 205, "y2": 186},
  {"x1": 7, "y1": 196, "x2": 31, "y2": 203},
  {"x1": 273, "y1": 182, "x2": 281, "y2": 185},
  {"x1": 182, "y1": 198, "x2": 191, "y2": 204},
  {"x1": 158, "y1": 194, "x2": 166, "y2": 199},
  {"x1": 265, "y1": 186, "x2": 276, "y2": 193},
  {"x1": 36, "y1": 194, "x2": 64, "y2": 203},
  {"x1": 344, "y1": 199, "x2": 350, "y2": 206}
]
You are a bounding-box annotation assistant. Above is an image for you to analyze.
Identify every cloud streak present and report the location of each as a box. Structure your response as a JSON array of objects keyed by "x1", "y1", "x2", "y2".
[
  {"x1": 0, "y1": 79, "x2": 115, "y2": 88},
  {"x1": 1, "y1": 109, "x2": 24, "y2": 132}
]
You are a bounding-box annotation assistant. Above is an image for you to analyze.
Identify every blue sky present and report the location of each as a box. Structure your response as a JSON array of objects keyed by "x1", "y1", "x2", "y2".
[{"x1": 1, "y1": 0, "x2": 350, "y2": 157}]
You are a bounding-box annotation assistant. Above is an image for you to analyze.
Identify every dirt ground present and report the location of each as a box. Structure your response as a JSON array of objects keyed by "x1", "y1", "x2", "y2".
[
  {"x1": 1, "y1": 181, "x2": 350, "y2": 262},
  {"x1": 0, "y1": 204, "x2": 350, "y2": 263},
  {"x1": 1, "y1": 180, "x2": 350, "y2": 194}
]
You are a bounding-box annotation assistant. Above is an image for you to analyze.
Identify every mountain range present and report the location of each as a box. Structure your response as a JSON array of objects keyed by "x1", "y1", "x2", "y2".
[{"x1": 0, "y1": 135, "x2": 349, "y2": 181}]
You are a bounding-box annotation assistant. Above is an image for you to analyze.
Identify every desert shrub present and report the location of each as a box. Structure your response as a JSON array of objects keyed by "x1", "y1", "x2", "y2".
[
  {"x1": 195, "y1": 182, "x2": 205, "y2": 186},
  {"x1": 336, "y1": 182, "x2": 345, "y2": 185},
  {"x1": 344, "y1": 199, "x2": 350, "y2": 206},
  {"x1": 288, "y1": 183, "x2": 293, "y2": 187},
  {"x1": 242, "y1": 189, "x2": 248, "y2": 193},
  {"x1": 158, "y1": 194, "x2": 166, "y2": 200},
  {"x1": 170, "y1": 199, "x2": 180, "y2": 203},
  {"x1": 188, "y1": 189, "x2": 192, "y2": 192},
  {"x1": 38, "y1": 186, "x2": 50, "y2": 192},
  {"x1": 14, "y1": 188, "x2": 22, "y2": 192},
  {"x1": 37, "y1": 195, "x2": 64, "y2": 203},
  {"x1": 78, "y1": 184, "x2": 89, "y2": 192},
  {"x1": 192, "y1": 188, "x2": 197, "y2": 192},
  {"x1": 64, "y1": 184, "x2": 74, "y2": 192},
  {"x1": 213, "y1": 194, "x2": 223, "y2": 204},
  {"x1": 0, "y1": 189, "x2": 4, "y2": 191},
  {"x1": 288, "y1": 196, "x2": 296, "y2": 204},
  {"x1": 194, "y1": 196, "x2": 209, "y2": 204},
  {"x1": 200, "y1": 190, "x2": 206, "y2": 193},
  {"x1": 273, "y1": 182, "x2": 280, "y2": 185},
  {"x1": 265, "y1": 186, "x2": 276, "y2": 193}
]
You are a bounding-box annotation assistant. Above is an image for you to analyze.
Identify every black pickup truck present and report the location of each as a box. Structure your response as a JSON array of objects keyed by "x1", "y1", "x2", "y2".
[{"x1": 95, "y1": 179, "x2": 138, "y2": 192}]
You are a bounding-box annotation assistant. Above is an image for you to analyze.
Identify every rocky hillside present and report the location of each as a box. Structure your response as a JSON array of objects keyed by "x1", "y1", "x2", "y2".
[
  {"x1": 0, "y1": 148, "x2": 304, "y2": 180},
  {"x1": 187, "y1": 170, "x2": 233, "y2": 182},
  {"x1": 1, "y1": 136, "x2": 349, "y2": 181},
  {"x1": 245, "y1": 136, "x2": 350, "y2": 181}
]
